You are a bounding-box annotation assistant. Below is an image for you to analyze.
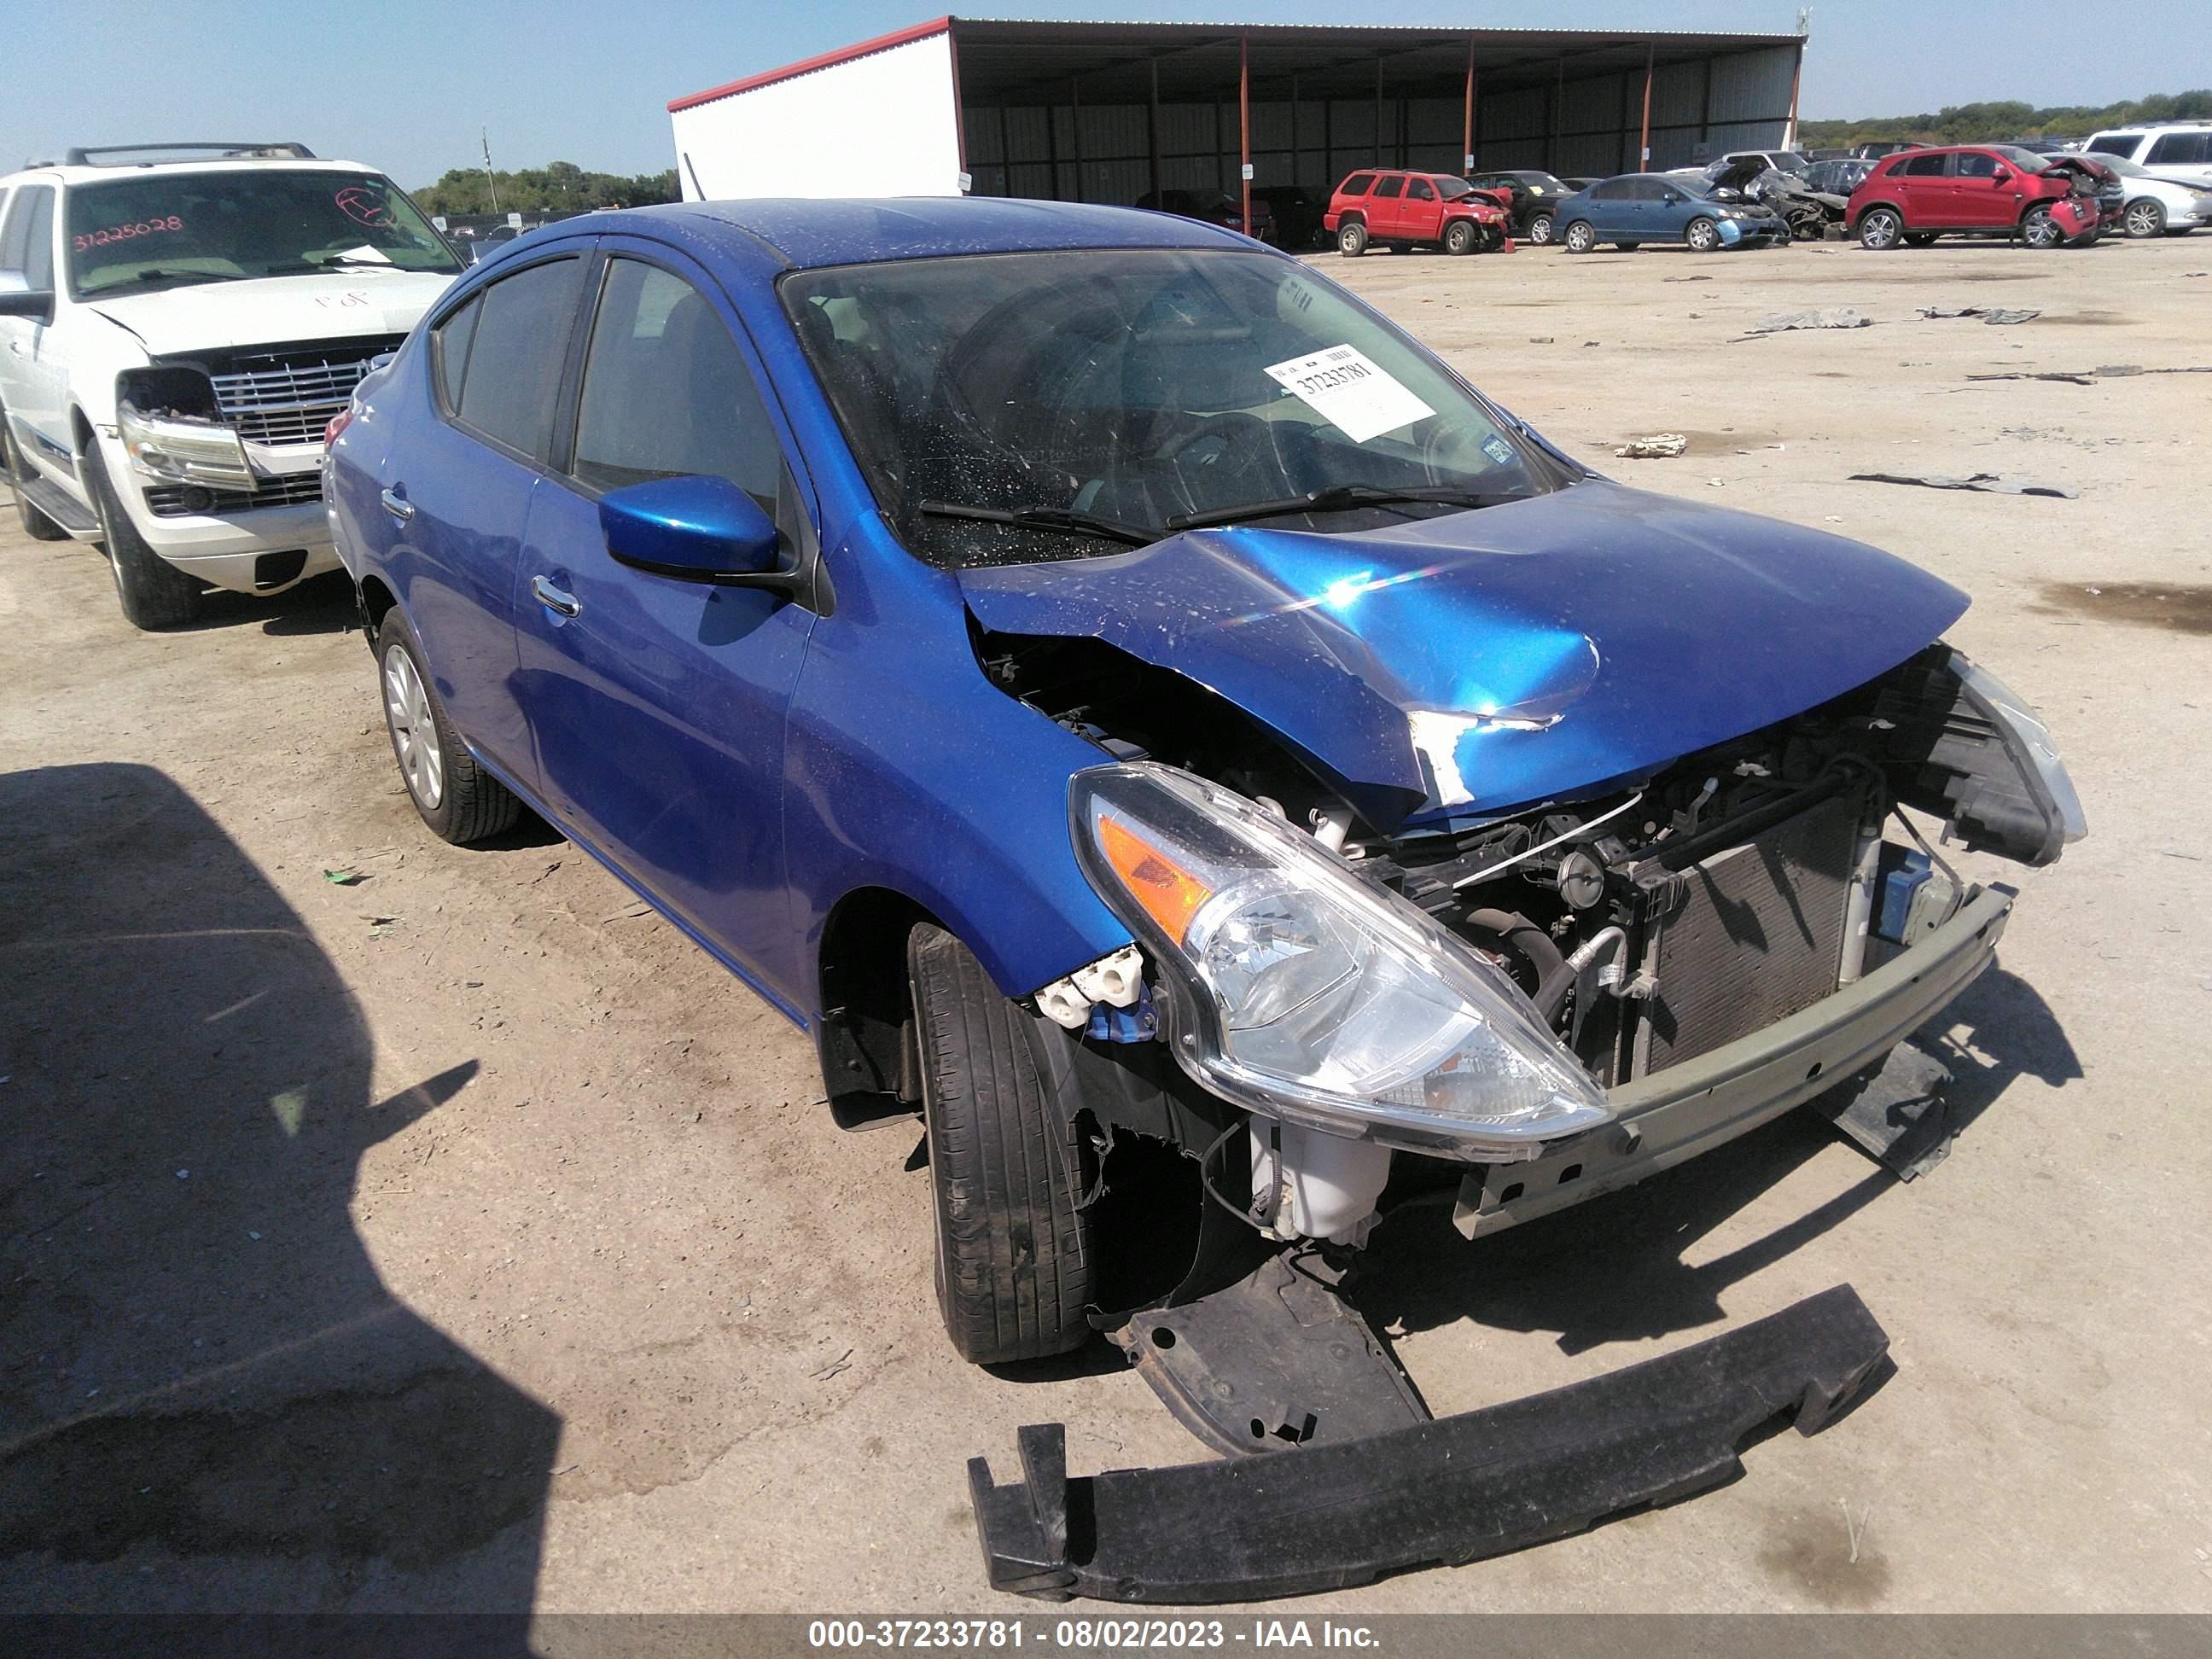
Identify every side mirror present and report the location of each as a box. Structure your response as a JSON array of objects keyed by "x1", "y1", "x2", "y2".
[
  {"x1": 599, "y1": 474, "x2": 800, "y2": 595},
  {"x1": 0, "y1": 274, "x2": 55, "y2": 323},
  {"x1": 1991, "y1": 168, "x2": 2012, "y2": 184},
  {"x1": 1662, "y1": 191, "x2": 1682, "y2": 205}
]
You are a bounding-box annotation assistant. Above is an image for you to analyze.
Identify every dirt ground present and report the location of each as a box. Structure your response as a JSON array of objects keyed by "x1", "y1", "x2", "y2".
[{"x1": 3, "y1": 228, "x2": 2209, "y2": 1619}]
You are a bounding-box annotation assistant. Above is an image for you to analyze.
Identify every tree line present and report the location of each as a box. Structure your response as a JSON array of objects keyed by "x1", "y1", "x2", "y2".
[
  {"x1": 1802, "y1": 90, "x2": 2212, "y2": 148},
  {"x1": 412, "y1": 160, "x2": 678, "y2": 217}
]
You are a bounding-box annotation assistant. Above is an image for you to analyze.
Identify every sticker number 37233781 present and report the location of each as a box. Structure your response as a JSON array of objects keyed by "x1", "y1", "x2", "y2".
[
  {"x1": 74, "y1": 216, "x2": 185, "y2": 252},
  {"x1": 1262, "y1": 344, "x2": 1435, "y2": 444}
]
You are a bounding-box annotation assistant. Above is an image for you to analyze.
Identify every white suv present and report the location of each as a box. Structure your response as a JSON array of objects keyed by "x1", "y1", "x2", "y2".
[
  {"x1": 0, "y1": 143, "x2": 462, "y2": 628},
  {"x1": 2083, "y1": 123, "x2": 2212, "y2": 189}
]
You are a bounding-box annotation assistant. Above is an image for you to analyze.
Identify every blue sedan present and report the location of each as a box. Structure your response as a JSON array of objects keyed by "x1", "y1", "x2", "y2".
[
  {"x1": 1552, "y1": 172, "x2": 1789, "y2": 252},
  {"x1": 327, "y1": 198, "x2": 2080, "y2": 1385}
]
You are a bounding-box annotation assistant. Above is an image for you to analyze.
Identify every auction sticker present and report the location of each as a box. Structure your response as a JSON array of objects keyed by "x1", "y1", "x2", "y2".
[{"x1": 1263, "y1": 344, "x2": 1434, "y2": 443}]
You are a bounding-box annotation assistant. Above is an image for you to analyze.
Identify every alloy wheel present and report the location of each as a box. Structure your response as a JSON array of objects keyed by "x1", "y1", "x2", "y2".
[
  {"x1": 1860, "y1": 210, "x2": 1901, "y2": 250},
  {"x1": 2022, "y1": 207, "x2": 2061, "y2": 249},
  {"x1": 2126, "y1": 201, "x2": 2163, "y2": 238},
  {"x1": 383, "y1": 644, "x2": 445, "y2": 810}
]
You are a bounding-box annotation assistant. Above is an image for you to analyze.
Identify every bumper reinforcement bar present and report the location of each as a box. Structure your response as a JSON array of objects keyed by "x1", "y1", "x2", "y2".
[{"x1": 969, "y1": 1284, "x2": 1889, "y2": 1603}]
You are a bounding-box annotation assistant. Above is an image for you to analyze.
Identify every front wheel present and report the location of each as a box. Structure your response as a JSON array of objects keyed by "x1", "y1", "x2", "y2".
[
  {"x1": 1527, "y1": 212, "x2": 1554, "y2": 245},
  {"x1": 1336, "y1": 220, "x2": 1368, "y2": 257},
  {"x1": 2124, "y1": 200, "x2": 2165, "y2": 238},
  {"x1": 375, "y1": 608, "x2": 522, "y2": 844},
  {"x1": 1685, "y1": 216, "x2": 1720, "y2": 253},
  {"x1": 1858, "y1": 207, "x2": 1904, "y2": 250},
  {"x1": 909, "y1": 923, "x2": 1094, "y2": 1365},
  {"x1": 1442, "y1": 218, "x2": 1477, "y2": 255},
  {"x1": 84, "y1": 448, "x2": 201, "y2": 631},
  {"x1": 2020, "y1": 205, "x2": 2064, "y2": 249},
  {"x1": 1563, "y1": 219, "x2": 1596, "y2": 253}
]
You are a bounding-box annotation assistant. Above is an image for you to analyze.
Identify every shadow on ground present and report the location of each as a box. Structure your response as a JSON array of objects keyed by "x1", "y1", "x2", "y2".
[
  {"x1": 1353, "y1": 961, "x2": 2078, "y2": 1359},
  {"x1": 0, "y1": 764, "x2": 556, "y2": 1625}
]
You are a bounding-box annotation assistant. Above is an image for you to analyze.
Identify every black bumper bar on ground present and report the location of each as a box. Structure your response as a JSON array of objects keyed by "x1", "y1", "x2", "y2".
[{"x1": 969, "y1": 1284, "x2": 1889, "y2": 1604}]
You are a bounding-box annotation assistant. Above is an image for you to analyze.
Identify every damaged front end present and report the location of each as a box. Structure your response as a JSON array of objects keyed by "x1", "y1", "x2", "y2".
[{"x1": 962, "y1": 504, "x2": 2082, "y2": 1601}]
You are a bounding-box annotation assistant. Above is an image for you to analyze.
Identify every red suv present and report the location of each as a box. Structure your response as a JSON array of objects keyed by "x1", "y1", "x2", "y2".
[
  {"x1": 1848, "y1": 146, "x2": 2101, "y2": 249},
  {"x1": 1324, "y1": 170, "x2": 1511, "y2": 257}
]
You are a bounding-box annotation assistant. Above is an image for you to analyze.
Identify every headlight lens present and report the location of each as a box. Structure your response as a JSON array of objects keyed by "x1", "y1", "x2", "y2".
[
  {"x1": 1072, "y1": 763, "x2": 1610, "y2": 1159},
  {"x1": 1956, "y1": 655, "x2": 2087, "y2": 851}
]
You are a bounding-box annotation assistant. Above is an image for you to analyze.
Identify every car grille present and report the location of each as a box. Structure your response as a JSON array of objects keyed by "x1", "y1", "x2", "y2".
[
  {"x1": 202, "y1": 336, "x2": 405, "y2": 448},
  {"x1": 1633, "y1": 793, "x2": 1863, "y2": 1075},
  {"x1": 143, "y1": 472, "x2": 324, "y2": 517}
]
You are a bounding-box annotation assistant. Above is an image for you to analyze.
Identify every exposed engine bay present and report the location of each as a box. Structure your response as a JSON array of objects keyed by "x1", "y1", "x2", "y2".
[{"x1": 983, "y1": 623, "x2": 2075, "y2": 1251}]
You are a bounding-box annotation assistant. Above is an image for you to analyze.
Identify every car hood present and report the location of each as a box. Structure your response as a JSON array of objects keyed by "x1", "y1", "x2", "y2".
[
  {"x1": 86, "y1": 269, "x2": 456, "y2": 356},
  {"x1": 957, "y1": 480, "x2": 1967, "y2": 828}
]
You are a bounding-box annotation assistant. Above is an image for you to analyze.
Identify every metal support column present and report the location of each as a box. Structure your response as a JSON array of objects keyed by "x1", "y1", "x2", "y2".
[
  {"x1": 1461, "y1": 38, "x2": 1476, "y2": 174},
  {"x1": 1148, "y1": 55, "x2": 1162, "y2": 199},
  {"x1": 1239, "y1": 33, "x2": 1252, "y2": 232},
  {"x1": 1069, "y1": 77, "x2": 1084, "y2": 201},
  {"x1": 1639, "y1": 43, "x2": 1655, "y2": 168},
  {"x1": 1373, "y1": 55, "x2": 1384, "y2": 166}
]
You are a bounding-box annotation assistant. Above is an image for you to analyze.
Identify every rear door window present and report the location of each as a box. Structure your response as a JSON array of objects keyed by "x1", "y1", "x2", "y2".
[
  {"x1": 1590, "y1": 178, "x2": 1633, "y2": 200},
  {"x1": 1901, "y1": 153, "x2": 1951, "y2": 177},
  {"x1": 571, "y1": 257, "x2": 781, "y2": 504},
  {"x1": 451, "y1": 257, "x2": 584, "y2": 459},
  {"x1": 2087, "y1": 135, "x2": 2139, "y2": 157},
  {"x1": 2147, "y1": 133, "x2": 2209, "y2": 165},
  {"x1": 1338, "y1": 173, "x2": 1375, "y2": 197}
]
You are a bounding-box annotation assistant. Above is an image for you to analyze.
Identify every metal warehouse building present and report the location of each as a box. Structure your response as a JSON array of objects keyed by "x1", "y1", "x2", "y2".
[{"x1": 668, "y1": 15, "x2": 1805, "y2": 214}]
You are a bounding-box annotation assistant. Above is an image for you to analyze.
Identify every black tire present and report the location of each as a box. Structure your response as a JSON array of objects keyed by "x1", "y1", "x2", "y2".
[
  {"x1": 2124, "y1": 199, "x2": 2165, "y2": 239},
  {"x1": 84, "y1": 447, "x2": 201, "y2": 630},
  {"x1": 1615, "y1": 242, "x2": 1641, "y2": 252},
  {"x1": 1859, "y1": 207, "x2": 1904, "y2": 250},
  {"x1": 1563, "y1": 219, "x2": 1596, "y2": 253},
  {"x1": 3, "y1": 411, "x2": 69, "y2": 541},
  {"x1": 1442, "y1": 218, "x2": 1477, "y2": 255},
  {"x1": 908, "y1": 923, "x2": 1093, "y2": 1365},
  {"x1": 375, "y1": 608, "x2": 522, "y2": 844},
  {"x1": 1528, "y1": 212, "x2": 1554, "y2": 245},
  {"x1": 1336, "y1": 220, "x2": 1368, "y2": 257},
  {"x1": 1903, "y1": 231, "x2": 1940, "y2": 247},
  {"x1": 1685, "y1": 216, "x2": 1720, "y2": 253}
]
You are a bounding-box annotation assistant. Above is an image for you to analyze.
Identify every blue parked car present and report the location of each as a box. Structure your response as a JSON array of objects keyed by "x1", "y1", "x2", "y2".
[
  {"x1": 1553, "y1": 172, "x2": 1789, "y2": 252},
  {"x1": 326, "y1": 199, "x2": 2081, "y2": 1397}
]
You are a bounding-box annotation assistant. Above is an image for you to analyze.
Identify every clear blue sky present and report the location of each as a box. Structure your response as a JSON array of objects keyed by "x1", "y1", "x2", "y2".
[{"x1": 10, "y1": 2, "x2": 2210, "y2": 186}]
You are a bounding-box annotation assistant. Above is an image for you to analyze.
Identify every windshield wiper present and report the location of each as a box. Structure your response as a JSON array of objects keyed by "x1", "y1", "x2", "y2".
[
  {"x1": 1162, "y1": 483, "x2": 1522, "y2": 533},
  {"x1": 917, "y1": 499, "x2": 1155, "y2": 547},
  {"x1": 88, "y1": 267, "x2": 236, "y2": 294}
]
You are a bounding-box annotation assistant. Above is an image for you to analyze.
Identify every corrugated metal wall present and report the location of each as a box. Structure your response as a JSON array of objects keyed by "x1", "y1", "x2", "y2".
[{"x1": 962, "y1": 41, "x2": 1799, "y2": 204}]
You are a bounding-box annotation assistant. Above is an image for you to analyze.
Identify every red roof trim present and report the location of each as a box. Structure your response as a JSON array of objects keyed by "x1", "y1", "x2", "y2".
[{"x1": 668, "y1": 16, "x2": 954, "y2": 113}]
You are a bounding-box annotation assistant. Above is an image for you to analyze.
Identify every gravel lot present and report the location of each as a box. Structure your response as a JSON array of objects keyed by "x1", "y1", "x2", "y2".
[{"x1": 3, "y1": 229, "x2": 2209, "y2": 1617}]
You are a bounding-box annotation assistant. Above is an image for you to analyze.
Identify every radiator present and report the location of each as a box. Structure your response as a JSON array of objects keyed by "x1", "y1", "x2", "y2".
[{"x1": 1636, "y1": 793, "x2": 1862, "y2": 1075}]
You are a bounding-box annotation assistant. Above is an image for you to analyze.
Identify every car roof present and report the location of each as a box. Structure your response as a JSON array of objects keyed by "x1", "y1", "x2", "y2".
[
  {"x1": 527, "y1": 197, "x2": 1249, "y2": 273},
  {"x1": 0, "y1": 155, "x2": 389, "y2": 189}
]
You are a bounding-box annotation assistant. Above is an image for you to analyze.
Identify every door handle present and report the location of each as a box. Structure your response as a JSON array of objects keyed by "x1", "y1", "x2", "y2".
[
  {"x1": 380, "y1": 486, "x2": 413, "y2": 521},
  {"x1": 531, "y1": 574, "x2": 580, "y2": 618}
]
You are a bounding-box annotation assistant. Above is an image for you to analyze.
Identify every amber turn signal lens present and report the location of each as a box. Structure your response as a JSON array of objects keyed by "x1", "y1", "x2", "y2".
[{"x1": 1096, "y1": 813, "x2": 1214, "y2": 945}]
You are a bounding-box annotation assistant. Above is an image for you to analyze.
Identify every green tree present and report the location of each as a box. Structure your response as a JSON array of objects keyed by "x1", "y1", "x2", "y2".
[
  {"x1": 413, "y1": 161, "x2": 678, "y2": 218},
  {"x1": 1801, "y1": 89, "x2": 2212, "y2": 148}
]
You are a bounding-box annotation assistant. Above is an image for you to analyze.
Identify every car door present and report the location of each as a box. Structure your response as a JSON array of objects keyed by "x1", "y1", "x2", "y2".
[
  {"x1": 386, "y1": 248, "x2": 590, "y2": 782},
  {"x1": 1581, "y1": 178, "x2": 1633, "y2": 236},
  {"x1": 1401, "y1": 176, "x2": 1442, "y2": 242},
  {"x1": 1950, "y1": 150, "x2": 2017, "y2": 229},
  {"x1": 510, "y1": 242, "x2": 820, "y2": 1002},
  {"x1": 1893, "y1": 150, "x2": 1954, "y2": 226},
  {"x1": 0, "y1": 184, "x2": 67, "y2": 473},
  {"x1": 1365, "y1": 174, "x2": 1406, "y2": 236}
]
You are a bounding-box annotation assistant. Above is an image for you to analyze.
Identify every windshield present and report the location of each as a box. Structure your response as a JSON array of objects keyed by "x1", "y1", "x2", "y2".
[
  {"x1": 783, "y1": 248, "x2": 1557, "y2": 569},
  {"x1": 1517, "y1": 173, "x2": 1569, "y2": 194},
  {"x1": 1773, "y1": 152, "x2": 1811, "y2": 172},
  {"x1": 1991, "y1": 147, "x2": 2056, "y2": 173},
  {"x1": 66, "y1": 170, "x2": 462, "y2": 297},
  {"x1": 1435, "y1": 178, "x2": 1475, "y2": 200}
]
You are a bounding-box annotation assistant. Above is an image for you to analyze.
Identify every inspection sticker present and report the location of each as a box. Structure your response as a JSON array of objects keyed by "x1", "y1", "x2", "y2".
[{"x1": 1263, "y1": 344, "x2": 1435, "y2": 443}]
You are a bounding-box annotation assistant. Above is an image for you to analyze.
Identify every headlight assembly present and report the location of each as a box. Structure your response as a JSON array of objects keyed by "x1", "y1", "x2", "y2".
[{"x1": 1070, "y1": 763, "x2": 1610, "y2": 1159}]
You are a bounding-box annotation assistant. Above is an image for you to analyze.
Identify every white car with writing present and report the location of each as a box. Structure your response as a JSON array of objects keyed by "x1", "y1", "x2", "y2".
[{"x1": 0, "y1": 143, "x2": 461, "y2": 628}]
